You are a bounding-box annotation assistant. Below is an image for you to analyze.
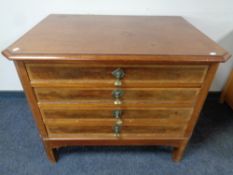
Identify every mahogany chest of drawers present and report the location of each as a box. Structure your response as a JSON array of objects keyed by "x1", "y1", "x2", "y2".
[{"x1": 2, "y1": 15, "x2": 230, "y2": 163}]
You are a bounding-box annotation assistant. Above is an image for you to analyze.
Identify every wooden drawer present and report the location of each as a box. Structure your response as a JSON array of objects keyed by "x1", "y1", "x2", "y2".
[
  {"x1": 35, "y1": 88, "x2": 199, "y2": 105},
  {"x1": 26, "y1": 64, "x2": 208, "y2": 87},
  {"x1": 45, "y1": 118, "x2": 187, "y2": 138},
  {"x1": 40, "y1": 108, "x2": 193, "y2": 121},
  {"x1": 41, "y1": 107, "x2": 192, "y2": 138}
]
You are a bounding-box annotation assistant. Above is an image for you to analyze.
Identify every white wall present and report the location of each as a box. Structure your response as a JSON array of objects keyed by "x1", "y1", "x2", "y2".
[{"x1": 1, "y1": 0, "x2": 233, "y2": 91}]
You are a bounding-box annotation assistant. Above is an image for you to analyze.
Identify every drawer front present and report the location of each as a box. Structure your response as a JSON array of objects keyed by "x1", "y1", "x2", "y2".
[
  {"x1": 41, "y1": 108, "x2": 192, "y2": 138},
  {"x1": 47, "y1": 125, "x2": 185, "y2": 138},
  {"x1": 26, "y1": 64, "x2": 208, "y2": 87},
  {"x1": 35, "y1": 88, "x2": 199, "y2": 105},
  {"x1": 45, "y1": 118, "x2": 187, "y2": 138},
  {"x1": 40, "y1": 108, "x2": 192, "y2": 121}
]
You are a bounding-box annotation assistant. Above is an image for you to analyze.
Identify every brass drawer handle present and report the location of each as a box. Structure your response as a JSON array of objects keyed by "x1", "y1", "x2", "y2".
[
  {"x1": 113, "y1": 119, "x2": 123, "y2": 137},
  {"x1": 112, "y1": 89, "x2": 124, "y2": 98},
  {"x1": 112, "y1": 68, "x2": 125, "y2": 86},
  {"x1": 116, "y1": 118, "x2": 123, "y2": 125},
  {"x1": 113, "y1": 110, "x2": 122, "y2": 119},
  {"x1": 114, "y1": 99, "x2": 122, "y2": 105},
  {"x1": 112, "y1": 89, "x2": 124, "y2": 105},
  {"x1": 114, "y1": 79, "x2": 122, "y2": 87},
  {"x1": 112, "y1": 68, "x2": 125, "y2": 79}
]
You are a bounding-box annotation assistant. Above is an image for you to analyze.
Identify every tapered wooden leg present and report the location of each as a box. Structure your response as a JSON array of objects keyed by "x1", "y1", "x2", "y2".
[
  {"x1": 43, "y1": 141, "x2": 58, "y2": 163},
  {"x1": 172, "y1": 140, "x2": 188, "y2": 162}
]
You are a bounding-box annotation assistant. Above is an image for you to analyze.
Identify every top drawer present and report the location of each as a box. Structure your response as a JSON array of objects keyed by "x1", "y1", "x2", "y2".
[{"x1": 26, "y1": 64, "x2": 208, "y2": 88}]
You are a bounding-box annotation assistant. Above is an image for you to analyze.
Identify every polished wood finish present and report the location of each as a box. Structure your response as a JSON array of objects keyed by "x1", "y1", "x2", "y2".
[
  {"x1": 45, "y1": 138, "x2": 183, "y2": 147},
  {"x1": 40, "y1": 108, "x2": 193, "y2": 120},
  {"x1": 34, "y1": 87, "x2": 199, "y2": 105},
  {"x1": 2, "y1": 15, "x2": 230, "y2": 163},
  {"x1": 172, "y1": 139, "x2": 188, "y2": 162},
  {"x1": 184, "y1": 64, "x2": 219, "y2": 137},
  {"x1": 2, "y1": 15, "x2": 230, "y2": 62},
  {"x1": 14, "y1": 61, "x2": 48, "y2": 137},
  {"x1": 26, "y1": 64, "x2": 208, "y2": 88},
  {"x1": 220, "y1": 69, "x2": 233, "y2": 109}
]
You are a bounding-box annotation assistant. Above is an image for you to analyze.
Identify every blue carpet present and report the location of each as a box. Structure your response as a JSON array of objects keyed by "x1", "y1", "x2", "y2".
[{"x1": 0, "y1": 92, "x2": 233, "y2": 175}]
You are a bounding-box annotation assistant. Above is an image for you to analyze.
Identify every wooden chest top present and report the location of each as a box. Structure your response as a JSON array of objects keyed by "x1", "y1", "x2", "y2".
[{"x1": 2, "y1": 15, "x2": 230, "y2": 62}]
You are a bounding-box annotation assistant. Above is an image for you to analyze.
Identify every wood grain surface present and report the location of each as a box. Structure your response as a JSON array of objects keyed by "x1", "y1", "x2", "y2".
[
  {"x1": 26, "y1": 64, "x2": 208, "y2": 88},
  {"x1": 40, "y1": 108, "x2": 192, "y2": 120},
  {"x1": 2, "y1": 15, "x2": 231, "y2": 62},
  {"x1": 34, "y1": 87, "x2": 199, "y2": 105},
  {"x1": 2, "y1": 15, "x2": 230, "y2": 162}
]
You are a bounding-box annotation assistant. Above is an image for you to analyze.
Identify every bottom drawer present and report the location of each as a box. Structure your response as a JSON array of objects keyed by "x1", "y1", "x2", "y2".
[
  {"x1": 44, "y1": 118, "x2": 188, "y2": 138},
  {"x1": 40, "y1": 108, "x2": 192, "y2": 138}
]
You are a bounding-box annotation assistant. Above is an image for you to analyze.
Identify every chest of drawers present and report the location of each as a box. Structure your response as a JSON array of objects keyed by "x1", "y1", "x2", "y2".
[{"x1": 2, "y1": 15, "x2": 230, "y2": 163}]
